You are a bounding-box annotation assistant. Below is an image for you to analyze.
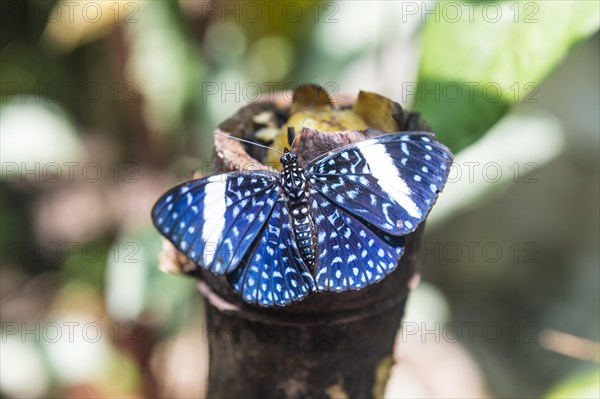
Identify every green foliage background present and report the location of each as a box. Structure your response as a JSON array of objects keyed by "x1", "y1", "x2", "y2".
[{"x1": 1, "y1": 1, "x2": 598, "y2": 398}]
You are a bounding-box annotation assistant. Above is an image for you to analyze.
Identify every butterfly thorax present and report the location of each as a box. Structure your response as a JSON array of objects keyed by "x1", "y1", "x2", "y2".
[{"x1": 280, "y1": 150, "x2": 317, "y2": 269}]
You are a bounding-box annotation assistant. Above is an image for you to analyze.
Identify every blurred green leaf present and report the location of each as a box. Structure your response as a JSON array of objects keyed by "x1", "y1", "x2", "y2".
[
  {"x1": 414, "y1": 1, "x2": 600, "y2": 151},
  {"x1": 98, "y1": 347, "x2": 143, "y2": 397},
  {"x1": 105, "y1": 226, "x2": 197, "y2": 331},
  {"x1": 0, "y1": 101, "x2": 83, "y2": 177},
  {"x1": 545, "y1": 367, "x2": 600, "y2": 399},
  {"x1": 62, "y1": 239, "x2": 110, "y2": 288},
  {"x1": 124, "y1": 1, "x2": 202, "y2": 135}
]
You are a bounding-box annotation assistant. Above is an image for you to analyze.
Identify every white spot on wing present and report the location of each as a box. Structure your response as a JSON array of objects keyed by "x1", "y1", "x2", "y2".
[
  {"x1": 401, "y1": 143, "x2": 409, "y2": 155},
  {"x1": 358, "y1": 143, "x2": 422, "y2": 219},
  {"x1": 201, "y1": 177, "x2": 227, "y2": 265}
]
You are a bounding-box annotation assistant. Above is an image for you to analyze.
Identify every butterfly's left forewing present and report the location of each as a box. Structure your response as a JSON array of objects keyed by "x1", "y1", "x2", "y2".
[
  {"x1": 152, "y1": 171, "x2": 280, "y2": 275},
  {"x1": 307, "y1": 132, "x2": 453, "y2": 236}
]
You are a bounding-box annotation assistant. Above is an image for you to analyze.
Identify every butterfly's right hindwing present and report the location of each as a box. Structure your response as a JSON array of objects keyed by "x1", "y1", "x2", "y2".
[
  {"x1": 310, "y1": 192, "x2": 405, "y2": 292},
  {"x1": 151, "y1": 171, "x2": 280, "y2": 275}
]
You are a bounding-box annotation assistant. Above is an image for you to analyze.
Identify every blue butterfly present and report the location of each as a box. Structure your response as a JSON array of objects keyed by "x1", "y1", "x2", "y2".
[{"x1": 152, "y1": 130, "x2": 453, "y2": 307}]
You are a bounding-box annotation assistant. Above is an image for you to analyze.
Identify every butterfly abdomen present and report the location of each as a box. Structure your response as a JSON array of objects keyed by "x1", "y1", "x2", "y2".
[
  {"x1": 281, "y1": 152, "x2": 317, "y2": 269},
  {"x1": 290, "y1": 197, "x2": 317, "y2": 268}
]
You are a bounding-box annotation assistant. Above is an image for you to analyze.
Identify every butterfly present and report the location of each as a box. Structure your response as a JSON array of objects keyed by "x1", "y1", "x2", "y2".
[{"x1": 152, "y1": 129, "x2": 453, "y2": 307}]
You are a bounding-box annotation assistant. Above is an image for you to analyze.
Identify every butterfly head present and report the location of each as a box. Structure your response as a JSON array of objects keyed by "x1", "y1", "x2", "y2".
[{"x1": 280, "y1": 148, "x2": 298, "y2": 167}]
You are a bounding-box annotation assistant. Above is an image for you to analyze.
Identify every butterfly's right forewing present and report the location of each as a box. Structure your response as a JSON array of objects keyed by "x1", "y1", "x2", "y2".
[
  {"x1": 152, "y1": 171, "x2": 280, "y2": 275},
  {"x1": 307, "y1": 132, "x2": 453, "y2": 236}
]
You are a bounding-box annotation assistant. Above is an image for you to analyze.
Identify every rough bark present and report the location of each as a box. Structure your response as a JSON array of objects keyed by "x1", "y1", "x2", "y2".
[{"x1": 201, "y1": 225, "x2": 423, "y2": 399}]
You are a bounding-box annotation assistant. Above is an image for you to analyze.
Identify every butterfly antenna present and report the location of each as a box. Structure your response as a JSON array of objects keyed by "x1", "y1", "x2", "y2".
[
  {"x1": 214, "y1": 131, "x2": 284, "y2": 155},
  {"x1": 289, "y1": 85, "x2": 322, "y2": 151}
]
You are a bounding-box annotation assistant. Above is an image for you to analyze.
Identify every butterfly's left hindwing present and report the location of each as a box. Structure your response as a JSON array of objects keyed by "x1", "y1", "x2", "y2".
[
  {"x1": 228, "y1": 197, "x2": 316, "y2": 306},
  {"x1": 152, "y1": 171, "x2": 280, "y2": 275},
  {"x1": 307, "y1": 132, "x2": 453, "y2": 236}
]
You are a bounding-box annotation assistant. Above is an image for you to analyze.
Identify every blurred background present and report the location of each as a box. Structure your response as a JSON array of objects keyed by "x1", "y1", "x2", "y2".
[{"x1": 1, "y1": 1, "x2": 598, "y2": 398}]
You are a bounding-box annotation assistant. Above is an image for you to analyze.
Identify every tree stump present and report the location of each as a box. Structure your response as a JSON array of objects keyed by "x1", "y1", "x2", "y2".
[{"x1": 159, "y1": 86, "x2": 431, "y2": 398}]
